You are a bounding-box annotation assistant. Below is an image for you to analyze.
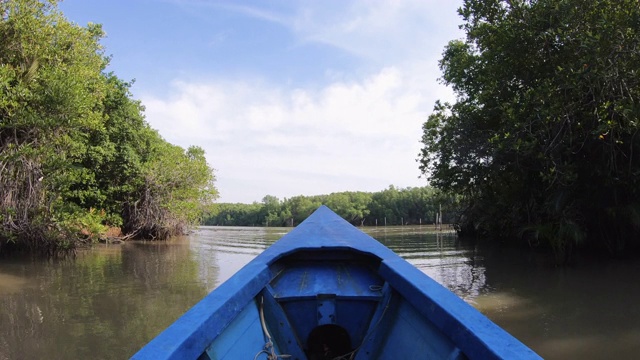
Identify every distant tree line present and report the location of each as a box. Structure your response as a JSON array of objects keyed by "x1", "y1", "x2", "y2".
[
  {"x1": 419, "y1": 0, "x2": 640, "y2": 263},
  {"x1": 0, "y1": 0, "x2": 217, "y2": 255},
  {"x1": 203, "y1": 186, "x2": 459, "y2": 227}
]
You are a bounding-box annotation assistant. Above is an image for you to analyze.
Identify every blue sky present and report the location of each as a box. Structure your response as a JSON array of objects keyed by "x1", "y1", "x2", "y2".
[{"x1": 59, "y1": 0, "x2": 464, "y2": 203}]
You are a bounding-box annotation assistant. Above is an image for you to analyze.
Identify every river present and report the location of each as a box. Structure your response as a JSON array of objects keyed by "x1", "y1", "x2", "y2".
[{"x1": 1, "y1": 226, "x2": 639, "y2": 359}]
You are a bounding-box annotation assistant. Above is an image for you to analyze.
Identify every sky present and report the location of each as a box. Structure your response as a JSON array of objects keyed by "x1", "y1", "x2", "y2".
[{"x1": 58, "y1": 0, "x2": 465, "y2": 204}]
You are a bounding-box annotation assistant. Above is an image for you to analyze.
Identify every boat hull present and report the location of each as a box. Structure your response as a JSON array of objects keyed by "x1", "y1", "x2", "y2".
[{"x1": 132, "y1": 206, "x2": 541, "y2": 360}]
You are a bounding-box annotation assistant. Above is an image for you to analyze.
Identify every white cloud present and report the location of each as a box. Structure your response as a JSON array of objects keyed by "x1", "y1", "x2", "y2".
[
  {"x1": 141, "y1": 0, "x2": 464, "y2": 203},
  {"x1": 290, "y1": 0, "x2": 463, "y2": 64},
  {"x1": 142, "y1": 63, "x2": 455, "y2": 203},
  {"x1": 175, "y1": 0, "x2": 464, "y2": 63}
]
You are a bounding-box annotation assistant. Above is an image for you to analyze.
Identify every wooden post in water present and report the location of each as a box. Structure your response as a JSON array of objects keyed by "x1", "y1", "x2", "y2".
[{"x1": 438, "y1": 204, "x2": 442, "y2": 231}]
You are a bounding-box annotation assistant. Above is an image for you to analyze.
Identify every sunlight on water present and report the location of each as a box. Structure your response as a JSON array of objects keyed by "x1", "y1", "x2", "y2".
[
  {"x1": 471, "y1": 292, "x2": 541, "y2": 319},
  {"x1": 191, "y1": 226, "x2": 289, "y2": 289},
  {"x1": 364, "y1": 227, "x2": 489, "y2": 301}
]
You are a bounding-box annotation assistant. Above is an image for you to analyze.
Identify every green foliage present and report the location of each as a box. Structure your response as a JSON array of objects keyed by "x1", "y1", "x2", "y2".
[
  {"x1": 324, "y1": 192, "x2": 371, "y2": 224},
  {"x1": 0, "y1": 0, "x2": 107, "y2": 254},
  {"x1": 419, "y1": 0, "x2": 640, "y2": 262},
  {"x1": 55, "y1": 205, "x2": 107, "y2": 243},
  {"x1": 203, "y1": 186, "x2": 457, "y2": 227},
  {"x1": 124, "y1": 143, "x2": 217, "y2": 239},
  {"x1": 0, "y1": 0, "x2": 218, "y2": 254},
  {"x1": 288, "y1": 195, "x2": 322, "y2": 225},
  {"x1": 69, "y1": 74, "x2": 152, "y2": 227},
  {"x1": 204, "y1": 202, "x2": 264, "y2": 226}
]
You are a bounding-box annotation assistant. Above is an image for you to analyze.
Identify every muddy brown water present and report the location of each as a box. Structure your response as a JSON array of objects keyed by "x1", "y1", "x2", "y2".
[{"x1": 1, "y1": 226, "x2": 639, "y2": 359}]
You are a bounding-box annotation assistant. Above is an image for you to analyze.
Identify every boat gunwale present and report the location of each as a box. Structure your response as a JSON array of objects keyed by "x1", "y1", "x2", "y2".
[{"x1": 132, "y1": 206, "x2": 542, "y2": 360}]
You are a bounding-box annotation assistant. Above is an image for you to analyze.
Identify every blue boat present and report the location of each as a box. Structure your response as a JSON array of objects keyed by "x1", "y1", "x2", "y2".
[{"x1": 133, "y1": 206, "x2": 541, "y2": 360}]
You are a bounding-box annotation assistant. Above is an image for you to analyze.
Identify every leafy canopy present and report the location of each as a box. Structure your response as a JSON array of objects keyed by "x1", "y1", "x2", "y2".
[
  {"x1": 419, "y1": 0, "x2": 640, "y2": 260},
  {"x1": 0, "y1": 0, "x2": 218, "y2": 254}
]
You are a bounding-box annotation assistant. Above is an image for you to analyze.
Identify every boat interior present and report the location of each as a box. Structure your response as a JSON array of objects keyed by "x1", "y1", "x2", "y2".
[{"x1": 199, "y1": 248, "x2": 469, "y2": 360}]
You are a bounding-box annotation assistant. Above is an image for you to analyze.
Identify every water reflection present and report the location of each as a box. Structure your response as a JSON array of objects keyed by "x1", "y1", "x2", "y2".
[
  {"x1": 366, "y1": 226, "x2": 487, "y2": 301},
  {"x1": 0, "y1": 239, "x2": 208, "y2": 359},
  {"x1": 1, "y1": 226, "x2": 640, "y2": 359},
  {"x1": 365, "y1": 227, "x2": 640, "y2": 359},
  {"x1": 190, "y1": 226, "x2": 289, "y2": 290},
  {"x1": 474, "y1": 249, "x2": 640, "y2": 359}
]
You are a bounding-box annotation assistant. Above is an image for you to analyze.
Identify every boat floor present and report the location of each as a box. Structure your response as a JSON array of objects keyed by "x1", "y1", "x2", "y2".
[{"x1": 202, "y1": 249, "x2": 467, "y2": 360}]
